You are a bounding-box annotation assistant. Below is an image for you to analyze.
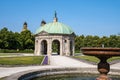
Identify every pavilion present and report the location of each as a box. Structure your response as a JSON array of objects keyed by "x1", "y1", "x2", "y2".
[{"x1": 34, "y1": 12, "x2": 75, "y2": 56}]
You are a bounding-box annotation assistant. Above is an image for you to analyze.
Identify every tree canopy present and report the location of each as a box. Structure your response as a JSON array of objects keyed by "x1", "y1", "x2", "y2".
[
  {"x1": 0, "y1": 27, "x2": 34, "y2": 50},
  {"x1": 0, "y1": 27, "x2": 120, "y2": 52},
  {"x1": 75, "y1": 35, "x2": 120, "y2": 52}
]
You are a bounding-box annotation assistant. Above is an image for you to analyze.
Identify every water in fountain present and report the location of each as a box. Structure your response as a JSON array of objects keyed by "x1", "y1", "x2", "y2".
[{"x1": 31, "y1": 74, "x2": 120, "y2": 80}]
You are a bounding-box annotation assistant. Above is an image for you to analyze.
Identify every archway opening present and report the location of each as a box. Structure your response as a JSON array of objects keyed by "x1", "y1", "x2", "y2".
[
  {"x1": 41, "y1": 40, "x2": 47, "y2": 55},
  {"x1": 52, "y1": 40, "x2": 60, "y2": 55}
]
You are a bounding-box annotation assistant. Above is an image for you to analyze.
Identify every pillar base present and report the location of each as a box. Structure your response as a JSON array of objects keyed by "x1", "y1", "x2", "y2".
[{"x1": 97, "y1": 56, "x2": 111, "y2": 80}]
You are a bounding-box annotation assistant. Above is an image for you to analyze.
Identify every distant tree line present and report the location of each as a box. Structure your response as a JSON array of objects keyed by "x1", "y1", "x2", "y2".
[
  {"x1": 0, "y1": 27, "x2": 34, "y2": 51},
  {"x1": 0, "y1": 27, "x2": 120, "y2": 53},
  {"x1": 75, "y1": 35, "x2": 120, "y2": 52}
]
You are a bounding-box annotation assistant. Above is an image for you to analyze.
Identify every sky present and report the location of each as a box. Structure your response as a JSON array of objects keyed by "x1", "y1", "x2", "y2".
[{"x1": 0, "y1": 0, "x2": 120, "y2": 36}]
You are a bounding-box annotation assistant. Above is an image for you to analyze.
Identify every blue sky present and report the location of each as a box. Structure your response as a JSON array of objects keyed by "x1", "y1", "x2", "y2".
[{"x1": 0, "y1": 0, "x2": 120, "y2": 36}]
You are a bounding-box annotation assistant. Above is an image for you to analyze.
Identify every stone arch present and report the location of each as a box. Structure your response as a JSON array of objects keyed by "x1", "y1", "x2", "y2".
[
  {"x1": 41, "y1": 40, "x2": 47, "y2": 55},
  {"x1": 52, "y1": 39, "x2": 60, "y2": 55}
]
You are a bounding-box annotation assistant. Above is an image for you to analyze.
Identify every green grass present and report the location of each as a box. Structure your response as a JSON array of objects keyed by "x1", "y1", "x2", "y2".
[
  {"x1": 108, "y1": 57, "x2": 120, "y2": 62},
  {"x1": 0, "y1": 56, "x2": 44, "y2": 66},
  {"x1": 0, "y1": 53, "x2": 19, "y2": 56},
  {"x1": 0, "y1": 53, "x2": 34, "y2": 57},
  {"x1": 74, "y1": 56, "x2": 120, "y2": 63},
  {"x1": 0, "y1": 49, "x2": 34, "y2": 53},
  {"x1": 74, "y1": 56, "x2": 100, "y2": 63}
]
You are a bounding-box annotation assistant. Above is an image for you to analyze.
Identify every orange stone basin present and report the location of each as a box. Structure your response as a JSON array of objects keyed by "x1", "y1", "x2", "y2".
[{"x1": 81, "y1": 47, "x2": 120, "y2": 57}]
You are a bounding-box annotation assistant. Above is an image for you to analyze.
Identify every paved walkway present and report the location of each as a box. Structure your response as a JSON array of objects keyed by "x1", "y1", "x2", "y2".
[
  {"x1": 111, "y1": 62, "x2": 120, "y2": 69},
  {"x1": 0, "y1": 56, "x2": 119, "y2": 78},
  {"x1": 50, "y1": 56, "x2": 96, "y2": 68}
]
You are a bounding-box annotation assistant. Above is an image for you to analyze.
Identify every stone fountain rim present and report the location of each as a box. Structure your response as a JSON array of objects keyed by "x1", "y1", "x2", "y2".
[
  {"x1": 2, "y1": 67, "x2": 120, "y2": 80},
  {"x1": 81, "y1": 47, "x2": 120, "y2": 50},
  {"x1": 81, "y1": 47, "x2": 120, "y2": 56}
]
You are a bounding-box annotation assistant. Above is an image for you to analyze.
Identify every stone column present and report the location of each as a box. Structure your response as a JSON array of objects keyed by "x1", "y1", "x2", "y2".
[
  {"x1": 47, "y1": 39, "x2": 52, "y2": 65},
  {"x1": 34, "y1": 40, "x2": 37, "y2": 55},
  {"x1": 67, "y1": 39, "x2": 70, "y2": 56},
  {"x1": 72, "y1": 40, "x2": 75, "y2": 56},
  {"x1": 39, "y1": 41, "x2": 42, "y2": 55},
  {"x1": 63, "y1": 39, "x2": 66, "y2": 56},
  {"x1": 60, "y1": 39, "x2": 63, "y2": 56},
  {"x1": 36, "y1": 40, "x2": 41, "y2": 56},
  {"x1": 47, "y1": 39, "x2": 52, "y2": 56}
]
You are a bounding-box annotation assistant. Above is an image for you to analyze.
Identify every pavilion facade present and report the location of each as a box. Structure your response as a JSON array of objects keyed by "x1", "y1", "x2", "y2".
[{"x1": 34, "y1": 13, "x2": 75, "y2": 56}]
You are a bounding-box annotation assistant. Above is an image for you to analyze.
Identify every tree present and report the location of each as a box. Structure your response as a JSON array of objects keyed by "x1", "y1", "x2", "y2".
[
  {"x1": 14, "y1": 32, "x2": 21, "y2": 49},
  {"x1": 20, "y1": 30, "x2": 34, "y2": 49},
  {"x1": 74, "y1": 34, "x2": 120, "y2": 52},
  {"x1": 0, "y1": 39, "x2": 4, "y2": 49},
  {"x1": 0, "y1": 27, "x2": 9, "y2": 49},
  {"x1": 0, "y1": 27, "x2": 35, "y2": 50},
  {"x1": 75, "y1": 35, "x2": 85, "y2": 51},
  {"x1": 25, "y1": 39, "x2": 34, "y2": 49},
  {"x1": 117, "y1": 35, "x2": 120, "y2": 47}
]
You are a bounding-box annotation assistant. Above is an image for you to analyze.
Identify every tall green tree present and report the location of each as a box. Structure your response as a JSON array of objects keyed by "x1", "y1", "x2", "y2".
[
  {"x1": 20, "y1": 30, "x2": 34, "y2": 49},
  {"x1": 0, "y1": 27, "x2": 35, "y2": 50},
  {"x1": 75, "y1": 35, "x2": 85, "y2": 51},
  {"x1": 0, "y1": 27, "x2": 9, "y2": 49},
  {"x1": 75, "y1": 34, "x2": 120, "y2": 52}
]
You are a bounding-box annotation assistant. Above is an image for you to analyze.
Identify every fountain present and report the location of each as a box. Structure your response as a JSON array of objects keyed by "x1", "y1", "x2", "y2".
[
  {"x1": 3, "y1": 48, "x2": 120, "y2": 80},
  {"x1": 81, "y1": 47, "x2": 120, "y2": 80}
]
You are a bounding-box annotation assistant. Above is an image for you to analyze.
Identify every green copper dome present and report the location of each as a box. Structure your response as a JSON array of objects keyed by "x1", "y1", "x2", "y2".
[{"x1": 36, "y1": 22, "x2": 74, "y2": 35}]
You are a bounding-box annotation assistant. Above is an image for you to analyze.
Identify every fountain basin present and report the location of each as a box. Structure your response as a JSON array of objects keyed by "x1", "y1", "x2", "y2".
[
  {"x1": 32, "y1": 74, "x2": 120, "y2": 80},
  {"x1": 3, "y1": 67, "x2": 120, "y2": 80},
  {"x1": 81, "y1": 47, "x2": 120, "y2": 80},
  {"x1": 81, "y1": 47, "x2": 120, "y2": 56}
]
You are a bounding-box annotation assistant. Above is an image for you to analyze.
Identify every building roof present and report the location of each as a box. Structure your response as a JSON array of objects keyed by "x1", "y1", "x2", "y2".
[
  {"x1": 35, "y1": 22, "x2": 74, "y2": 35},
  {"x1": 36, "y1": 12, "x2": 74, "y2": 35}
]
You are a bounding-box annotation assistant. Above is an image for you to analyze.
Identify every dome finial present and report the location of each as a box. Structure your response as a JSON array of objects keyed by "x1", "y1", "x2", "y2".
[
  {"x1": 55, "y1": 11, "x2": 57, "y2": 18},
  {"x1": 53, "y1": 11, "x2": 58, "y2": 22}
]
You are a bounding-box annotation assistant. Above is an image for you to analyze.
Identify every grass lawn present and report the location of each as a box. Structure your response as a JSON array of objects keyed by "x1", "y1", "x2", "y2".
[
  {"x1": 0, "y1": 53, "x2": 34, "y2": 57},
  {"x1": 74, "y1": 56, "x2": 100, "y2": 63},
  {"x1": 74, "y1": 56, "x2": 120, "y2": 63},
  {"x1": 0, "y1": 49, "x2": 34, "y2": 53},
  {"x1": 0, "y1": 53, "x2": 18, "y2": 56},
  {"x1": 0, "y1": 56, "x2": 44, "y2": 66},
  {"x1": 108, "y1": 57, "x2": 120, "y2": 62}
]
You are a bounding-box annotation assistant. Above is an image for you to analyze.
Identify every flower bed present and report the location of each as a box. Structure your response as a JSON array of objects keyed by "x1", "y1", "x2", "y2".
[{"x1": 42, "y1": 56, "x2": 48, "y2": 65}]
